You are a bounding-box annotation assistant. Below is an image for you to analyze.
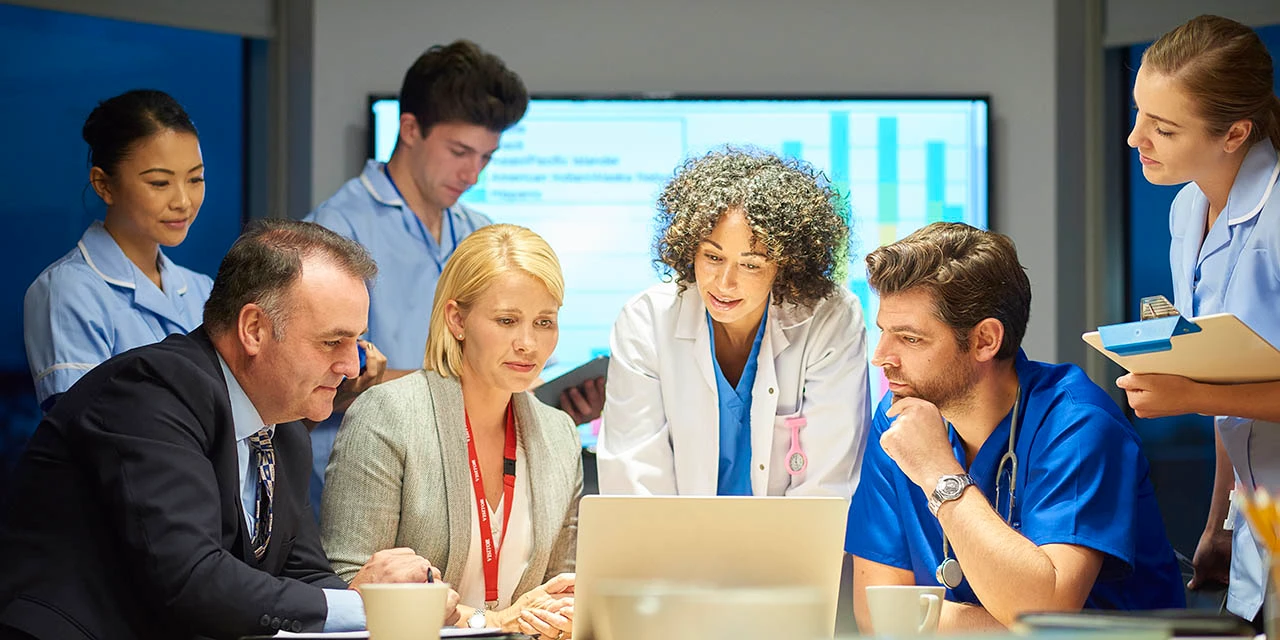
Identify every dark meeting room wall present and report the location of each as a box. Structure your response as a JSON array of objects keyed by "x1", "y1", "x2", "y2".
[{"x1": 0, "y1": 3, "x2": 246, "y2": 480}]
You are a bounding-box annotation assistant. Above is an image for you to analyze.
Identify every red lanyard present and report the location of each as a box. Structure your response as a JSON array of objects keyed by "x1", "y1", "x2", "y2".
[{"x1": 463, "y1": 404, "x2": 517, "y2": 606}]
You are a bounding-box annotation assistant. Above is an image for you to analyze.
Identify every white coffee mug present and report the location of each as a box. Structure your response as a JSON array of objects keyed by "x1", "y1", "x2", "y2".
[
  {"x1": 864, "y1": 585, "x2": 944, "y2": 636},
  {"x1": 360, "y1": 583, "x2": 450, "y2": 640}
]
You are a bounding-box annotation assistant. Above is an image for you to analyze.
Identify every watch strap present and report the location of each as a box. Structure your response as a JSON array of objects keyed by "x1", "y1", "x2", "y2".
[{"x1": 928, "y1": 473, "x2": 975, "y2": 516}]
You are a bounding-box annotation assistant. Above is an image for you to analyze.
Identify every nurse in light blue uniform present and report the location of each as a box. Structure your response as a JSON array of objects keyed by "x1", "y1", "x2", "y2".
[
  {"x1": 1122, "y1": 15, "x2": 1280, "y2": 625},
  {"x1": 24, "y1": 90, "x2": 212, "y2": 412},
  {"x1": 307, "y1": 159, "x2": 492, "y2": 371},
  {"x1": 305, "y1": 40, "x2": 531, "y2": 514}
]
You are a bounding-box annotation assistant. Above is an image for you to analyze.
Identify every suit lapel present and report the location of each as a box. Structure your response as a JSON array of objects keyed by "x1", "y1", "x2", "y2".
[{"x1": 426, "y1": 371, "x2": 474, "y2": 587}]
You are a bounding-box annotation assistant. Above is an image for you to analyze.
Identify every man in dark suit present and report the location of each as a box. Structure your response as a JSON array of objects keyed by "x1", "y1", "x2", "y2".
[{"x1": 0, "y1": 220, "x2": 455, "y2": 640}]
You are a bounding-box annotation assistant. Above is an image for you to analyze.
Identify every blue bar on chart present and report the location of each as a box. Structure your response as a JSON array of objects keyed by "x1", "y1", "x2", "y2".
[
  {"x1": 926, "y1": 141, "x2": 946, "y2": 223},
  {"x1": 849, "y1": 278, "x2": 873, "y2": 311},
  {"x1": 781, "y1": 140, "x2": 803, "y2": 161},
  {"x1": 877, "y1": 117, "x2": 899, "y2": 245},
  {"x1": 829, "y1": 113, "x2": 849, "y2": 186},
  {"x1": 828, "y1": 112, "x2": 851, "y2": 224}
]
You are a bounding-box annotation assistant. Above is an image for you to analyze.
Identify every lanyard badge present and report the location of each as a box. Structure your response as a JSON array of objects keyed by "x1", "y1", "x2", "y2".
[{"x1": 463, "y1": 405, "x2": 518, "y2": 607}]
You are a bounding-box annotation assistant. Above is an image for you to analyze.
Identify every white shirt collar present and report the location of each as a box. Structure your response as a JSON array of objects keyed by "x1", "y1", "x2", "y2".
[
  {"x1": 77, "y1": 220, "x2": 190, "y2": 294},
  {"x1": 217, "y1": 353, "x2": 273, "y2": 442},
  {"x1": 1226, "y1": 143, "x2": 1280, "y2": 226}
]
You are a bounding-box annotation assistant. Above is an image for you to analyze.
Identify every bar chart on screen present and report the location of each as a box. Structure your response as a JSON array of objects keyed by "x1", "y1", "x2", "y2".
[{"x1": 372, "y1": 97, "x2": 989, "y2": 407}]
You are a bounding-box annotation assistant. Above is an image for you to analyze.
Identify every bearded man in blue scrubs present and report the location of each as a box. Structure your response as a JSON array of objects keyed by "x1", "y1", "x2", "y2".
[{"x1": 846, "y1": 222, "x2": 1185, "y2": 633}]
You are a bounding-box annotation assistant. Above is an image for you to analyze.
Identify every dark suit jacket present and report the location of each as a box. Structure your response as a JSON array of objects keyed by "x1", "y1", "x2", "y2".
[{"x1": 0, "y1": 328, "x2": 349, "y2": 640}]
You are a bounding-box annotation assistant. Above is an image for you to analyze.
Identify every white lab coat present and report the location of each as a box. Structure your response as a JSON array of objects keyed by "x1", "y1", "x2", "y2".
[{"x1": 597, "y1": 282, "x2": 871, "y2": 498}]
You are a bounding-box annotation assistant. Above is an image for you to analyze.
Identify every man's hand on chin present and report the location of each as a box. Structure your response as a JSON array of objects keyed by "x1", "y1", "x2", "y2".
[{"x1": 881, "y1": 397, "x2": 964, "y2": 493}]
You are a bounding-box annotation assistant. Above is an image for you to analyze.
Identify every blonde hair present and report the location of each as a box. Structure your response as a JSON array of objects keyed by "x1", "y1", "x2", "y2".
[
  {"x1": 1142, "y1": 14, "x2": 1280, "y2": 149},
  {"x1": 423, "y1": 224, "x2": 565, "y2": 377}
]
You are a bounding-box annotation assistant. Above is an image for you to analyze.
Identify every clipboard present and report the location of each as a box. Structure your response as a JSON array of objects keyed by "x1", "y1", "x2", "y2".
[{"x1": 1083, "y1": 312, "x2": 1280, "y2": 384}]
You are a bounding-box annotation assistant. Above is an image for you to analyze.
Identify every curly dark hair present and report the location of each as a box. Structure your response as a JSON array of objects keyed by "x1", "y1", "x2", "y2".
[{"x1": 653, "y1": 147, "x2": 851, "y2": 308}]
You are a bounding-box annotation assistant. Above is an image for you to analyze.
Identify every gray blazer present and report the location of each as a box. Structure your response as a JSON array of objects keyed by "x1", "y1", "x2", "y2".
[{"x1": 320, "y1": 369, "x2": 582, "y2": 598}]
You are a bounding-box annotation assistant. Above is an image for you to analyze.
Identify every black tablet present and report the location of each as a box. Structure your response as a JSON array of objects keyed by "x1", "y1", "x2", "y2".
[{"x1": 534, "y1": 355, "x2": 609, "y2": 409}]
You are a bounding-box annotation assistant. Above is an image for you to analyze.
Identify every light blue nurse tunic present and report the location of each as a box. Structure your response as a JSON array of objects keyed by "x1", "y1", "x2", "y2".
[
  {"x1": 304, "y1": 159, "x2": 493, "y2": 515},
  {"x1": 23, "y1": 221, "x2": 213, "y2": 411},
  {"x1": 1168, "y1": 141, "x2": 1280, "y2": 620}
]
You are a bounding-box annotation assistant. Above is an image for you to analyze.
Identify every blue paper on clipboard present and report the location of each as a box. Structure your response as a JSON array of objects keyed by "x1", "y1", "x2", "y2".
[
  {"x1": 1097, "y1": 315, "x2": 1202, "y2": 356},
  {"x1": 1082, "y1": 296, "x2": 1280, "y2": 384}
]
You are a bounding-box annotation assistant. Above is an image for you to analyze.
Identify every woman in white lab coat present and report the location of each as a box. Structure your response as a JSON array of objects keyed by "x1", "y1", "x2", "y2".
[{"x1": 597, "y1": 147, "x2": 870, "y2": 497}]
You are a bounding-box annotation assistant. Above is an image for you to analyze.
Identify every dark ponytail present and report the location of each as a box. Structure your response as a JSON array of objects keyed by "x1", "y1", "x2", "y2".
[{"x1": 81, "y1": 89, "x2": 197, "y2": 175}]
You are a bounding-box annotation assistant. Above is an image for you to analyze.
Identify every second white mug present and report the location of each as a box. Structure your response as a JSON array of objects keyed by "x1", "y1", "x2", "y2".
[{"x1": 864, "y1": 585, "x2": 944, "y2": 636}]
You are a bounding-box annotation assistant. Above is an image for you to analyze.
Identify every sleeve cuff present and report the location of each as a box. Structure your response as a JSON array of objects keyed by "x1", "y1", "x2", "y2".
[{"x1": 322, "y1": 588, "x2": 366, "y2": 632}]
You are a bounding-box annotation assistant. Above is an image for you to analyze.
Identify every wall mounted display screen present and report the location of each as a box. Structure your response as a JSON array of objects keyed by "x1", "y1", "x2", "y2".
[{"x1": 370, "y1": 95, "x2": 989, "y2": 436}]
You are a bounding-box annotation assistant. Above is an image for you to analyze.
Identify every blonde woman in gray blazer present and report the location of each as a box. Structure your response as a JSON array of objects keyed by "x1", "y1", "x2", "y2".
[{"x1": 321, "y1": 225, "x2": 582, "y2": 639}]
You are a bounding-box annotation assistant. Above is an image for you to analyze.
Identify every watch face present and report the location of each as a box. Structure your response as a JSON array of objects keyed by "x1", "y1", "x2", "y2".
[{"x1": 938, "y1": 476, "x2": 961, "y2": 498}]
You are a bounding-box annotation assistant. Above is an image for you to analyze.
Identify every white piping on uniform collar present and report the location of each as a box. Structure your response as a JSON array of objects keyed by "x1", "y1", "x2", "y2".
[
  {"x1": 77, "y1": 240, "x2": 134, "y2": 290},
  {"x1": 359, "y1": 170, "x2": 403, "y2": 207},
  {"x1": 158, "y1": 253, "x2": 191, "y2": 295},
  {"x1": 80, "y1": 239, "x2": 190, "y2": 295},
  {"x1": 1229, "y1": 156, "x2": 1280, "y2": 226}
]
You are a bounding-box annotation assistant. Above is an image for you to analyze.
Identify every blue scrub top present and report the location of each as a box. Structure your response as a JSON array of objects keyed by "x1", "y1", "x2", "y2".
[
  {"x1": 23, "y1": 221, "x2": 212, "y2": 410},
  {"x1": 1168, "y1": 141, "x2": 1280, "y2": 618},
  {"x1": 305, "y1": 160, "x2": 493, "y2": 517},
  {"x1": 708, "y1": 307, "x2": 768, "y2": 496},
  {"x1": 846, "y1": 351, "x2": 1185, "y2": 610},
  {"x1": 305, "y1": 159, "x2": 493, "y2": 371}
]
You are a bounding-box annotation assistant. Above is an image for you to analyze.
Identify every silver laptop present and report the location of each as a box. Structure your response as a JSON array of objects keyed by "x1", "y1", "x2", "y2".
[{"x1": 573, "y1": 495, "x2": 848, "y2": 639}]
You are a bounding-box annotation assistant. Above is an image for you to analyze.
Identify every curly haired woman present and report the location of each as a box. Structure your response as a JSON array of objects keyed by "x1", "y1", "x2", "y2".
[{"x1": 597, "y1": 147, "x2": 871, "y2": 497}]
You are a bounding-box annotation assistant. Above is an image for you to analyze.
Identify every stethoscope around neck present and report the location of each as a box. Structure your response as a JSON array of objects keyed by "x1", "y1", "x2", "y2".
[{"x1": 935, "y1": 383, "x2": 1021, "y2": 590}]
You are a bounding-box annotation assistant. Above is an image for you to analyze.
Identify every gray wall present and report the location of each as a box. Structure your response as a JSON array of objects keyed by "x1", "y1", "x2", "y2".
[
  {"x1": 1105, "y1": 0, "x2": 1280, "y2": 46},
  {"x1": 311, "y1": 0, "x2": 1082, "y2": 363}
]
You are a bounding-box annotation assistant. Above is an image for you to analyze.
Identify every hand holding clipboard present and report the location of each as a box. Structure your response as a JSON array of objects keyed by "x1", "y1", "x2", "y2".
[
  {"x1": 1083, "y1": 296, "x2": 1280, "y2": 418},
  {"x1": 1083, "y1": 297, "x2": 1280, "y2": 384}
]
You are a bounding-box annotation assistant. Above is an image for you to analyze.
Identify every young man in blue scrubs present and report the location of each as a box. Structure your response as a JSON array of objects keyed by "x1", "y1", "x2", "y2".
[
  {"x1": 304, "y1": 40, "x2": 529, "y2": 512},
  {"x1": 846, "y1": 223, "x2": 1185, "y2": 633}
]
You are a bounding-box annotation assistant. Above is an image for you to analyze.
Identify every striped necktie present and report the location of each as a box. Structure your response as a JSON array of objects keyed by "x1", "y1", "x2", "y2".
[{"x1": 248, "y1": 427, "x2": 275, "y2": 562}]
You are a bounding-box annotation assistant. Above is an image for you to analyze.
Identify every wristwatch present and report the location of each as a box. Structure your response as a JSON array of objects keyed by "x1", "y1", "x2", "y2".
[
  {"x1": 468, "y1": 608, "x2": 487, "y2": 629},
  {"x1": 928, "y1": 473, "x2": 975, "y2": 515}
]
